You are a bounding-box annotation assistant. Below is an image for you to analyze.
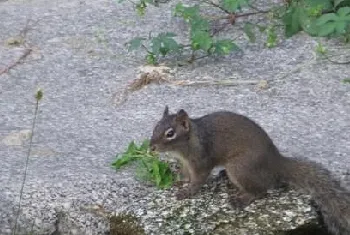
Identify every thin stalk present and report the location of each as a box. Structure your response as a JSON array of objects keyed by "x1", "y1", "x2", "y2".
[{"x1": 12, "y1": 90, "x2": 42, "y2": 235}]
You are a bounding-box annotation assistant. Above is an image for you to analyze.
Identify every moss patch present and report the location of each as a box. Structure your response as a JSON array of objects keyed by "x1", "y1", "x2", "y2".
[{"x1": 109, "y1": 212, "x2": 145, "y2": 235}]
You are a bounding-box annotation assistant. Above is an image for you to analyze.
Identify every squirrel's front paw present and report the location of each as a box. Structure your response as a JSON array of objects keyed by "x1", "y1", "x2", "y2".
[
  {"x1": 229, "y1": 192, "x2": 255, "y2": 210},
  {"x1": 176, "y1": 189, "x2": 190, "y2": 200}
]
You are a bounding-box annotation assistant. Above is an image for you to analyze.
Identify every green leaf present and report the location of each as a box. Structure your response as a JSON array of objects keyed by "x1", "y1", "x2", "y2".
[
  {"x1": 266, "y1": 27, "x2": 278, "y2": 48},
  {"x1": 161, "y1": 36, "x2": 179, "y2": 51},
  {"x1": 335, "y1": 0, "x2": 350, "y2": 8},
  {"x1": 174, "y1": 2, "x2": 184, "y2": 14},
  {"x1": 317, "y1": 22, "x2": 337, "y2": 36},
  {"x1": 174, "y1": 3, "x2": 200, "y2": 21},
  {"x1": 191, "y1": 30, "x2": 213, "y2": 51},
  {"x1": 335, "y1": 0, "x2": 346, "y2": 8},
  {"x1": 136, "y1": 1, "x2": 147, "y2": 16},
  {"x1": 150, "y1": 32, "x2": 180, "y2": 56},
  {"x1": 316, "y1": 13, "x2": 338, "y2": 26},
  {"x1": 337, "y1": 6, "x2": 350, "y2": 17},
  {"x1": 112, "y1": 154, "x2": 135, "y2": 169},
  {"x1": 126, "y1": 37, "x2": 147, "y2": 51},
  {"x1": 140, "y1": 139, "x2": 150, "y2": 151},
  {"x1": 222, "y1": 0, "x2": 248, "y2": 12},
  {"x1": 282, "y1": 6, "x2": 306, "y2": 37},
  {"x1": 304, "y1": 0, "x2": 333, "y2": 11},
  {"x1": 152, "y1": 161, "x2": 161, "y2": 185},
  {"x1": 307, "y1": 7, "x2": 350, "y2": 37},
  {"x1": 315, "y1": 42, "x2": 327, "y2": 55},
  {"x1": 335, "y1": 21, "x2": 347, "y2": 34},
  {"x1": 146, "y1": 53, "x2": 157, "y2": 64},
  {"x1": 157, "y1": 162, "x2": 173, "y2": 189},
  {"x1": 127, "y1": 141, "x2": 137, "y2": 153},
  {"x1": 112, "y1": 139, "x2": 177, "y2": 189},
  {"x1": 190, "y1": 17, "x2": 210, "y2": 32},
  {"x1": 212, "y1": 39, "x2": 238, "y2": 55},
  {"x1": 342, "y1": 78, "x2": 350, "y2": 83},
  {"x1": 243, "y1": 23, "x2": 256, "y2": 42},
  {"x1": 151, "y1": 37, "x2": 162, "y2": 55}
]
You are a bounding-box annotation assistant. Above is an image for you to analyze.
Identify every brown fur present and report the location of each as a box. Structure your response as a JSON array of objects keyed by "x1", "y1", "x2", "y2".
[{"x1": 150, "y1": 107, "x2": 350, "y2": 235}]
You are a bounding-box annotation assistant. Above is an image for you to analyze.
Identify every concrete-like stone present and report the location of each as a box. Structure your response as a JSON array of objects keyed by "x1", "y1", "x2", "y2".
[{"x1": 0, "y1": 0, "x2": 349, "y2": 234}]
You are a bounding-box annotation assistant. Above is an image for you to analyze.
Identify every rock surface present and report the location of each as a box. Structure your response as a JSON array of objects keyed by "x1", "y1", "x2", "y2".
[{"x1": 0, "y1": 0, "x2": 349, "y2": 234}]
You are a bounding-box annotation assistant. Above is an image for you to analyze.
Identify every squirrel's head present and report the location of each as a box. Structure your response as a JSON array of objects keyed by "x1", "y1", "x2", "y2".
[{"x1": 150, "y1": 106, "x2": 191, "y2": 153}]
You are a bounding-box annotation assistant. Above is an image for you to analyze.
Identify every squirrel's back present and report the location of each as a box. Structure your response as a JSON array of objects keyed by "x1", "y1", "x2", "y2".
[{"x1": 193, "y1": 111, "x2": 280, "y2": 164}]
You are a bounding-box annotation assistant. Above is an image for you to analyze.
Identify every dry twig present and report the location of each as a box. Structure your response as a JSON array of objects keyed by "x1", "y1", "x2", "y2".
[
  {"x1": 0, "y1": 48, "x2": 32, "y2": 75},
  {"x1": 0, "y1": 19, "x2": 38, "y2": 76}
]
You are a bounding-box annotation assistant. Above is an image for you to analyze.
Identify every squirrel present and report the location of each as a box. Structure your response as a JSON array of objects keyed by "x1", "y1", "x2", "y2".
[{"x1": 149, "y1": 106, "x2": 350, "y2": 235}]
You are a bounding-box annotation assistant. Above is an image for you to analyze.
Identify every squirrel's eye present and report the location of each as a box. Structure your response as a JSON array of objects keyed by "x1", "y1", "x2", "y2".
[
  {"x1": 165, "y1": 129, "x2": 176, "y2": 139},
  {"x1": 166, "y1": 130, "x2": 174, "y2": 137}
]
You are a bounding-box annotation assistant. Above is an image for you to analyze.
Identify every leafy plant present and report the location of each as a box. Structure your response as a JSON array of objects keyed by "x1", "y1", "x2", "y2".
[
  {"x1": 118, "y1": 0, "x2": 350, "y2": 64},
  {"x1": 123, "y1": 2, "x2": 240, "y2": 64},
  {"x1": 13, "y1": 89, "x2": 43, "y2": 235},
  {"x1": 342, "y1": 78, "x2": 350, "y2": 83},
  {"x1": 315, "y1": 41, "x2": 327, "y2": 55},
  {"x1": 112, "y1": 139, "x2": 176, "y2": 189},
  {"x1": 314, "y1": 7, "x2": 350, "y2": 36},
  {"x1": 222, "y1": 0, "x2": 248, "y2": 13},
  {"x1": 266, "y1": 26, "x2": 278, "y2": 48},
  {"x1": 125, "y1": 32, "x2": 182, "y2": 64}
]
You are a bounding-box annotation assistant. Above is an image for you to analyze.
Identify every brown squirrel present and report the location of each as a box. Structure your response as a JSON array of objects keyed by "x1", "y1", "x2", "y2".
[{"x1": 150, "y1": 106, "x2": 350, "y2": 235}]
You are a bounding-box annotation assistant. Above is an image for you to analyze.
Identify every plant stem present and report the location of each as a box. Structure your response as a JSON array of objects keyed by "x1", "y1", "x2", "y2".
[
  {"x1": 12, "y1": 97, "x2": 41, "y2": 235},
  {"x1": 141, "y1": 44, "x2": 153, "y2": 54},
  {"x1": 236, "y1": 10, "x2": 270, "y2": 18}
]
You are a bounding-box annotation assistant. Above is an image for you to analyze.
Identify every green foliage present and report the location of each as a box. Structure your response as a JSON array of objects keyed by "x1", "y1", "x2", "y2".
[
  {"x1": 342, "y1": 78, "x2": 350, "y2": 83},
  {"x1": 126, "y1": 37, "x2": 147, "y2": 52},
  {"x1": 174, "y1": 3, "x2": 201, "y2": 22},
  {"x1": 335, "y1": 0, "x2": 350, "y2": 8},
  {"x1": 243, "y1": 23, "x2": 256, "y2": 43},
  {"x1": 125, "y1": 32, "x2": 181, "y2": 65},
  {"x1": 314, "y1": 7, "x2": 350, "y2": 36},
  {"x1": 191, "y1": 30, "x2": 213, "y2": 51},
  {"x1": 266, "y1": 26, "x2": 278, "y2": 48},
  {"x1": 35, "y1": 88, "x2": 43, "y2": 101},
  {"x1": 123, "y1": 2, "x2": 239, "y2": 63},
  {"x1": 112, "y1": 140, "x2": 176, "y2": 189},
  {"x1": 222, "y1": 0, "x2": 249, "y2": 13},
  {"x1": 136, "y1": 0, "x2": 147, "y2": 16},
  {"x1": 177, "y1": 3, "x2": 239, "y2": 57},
  {"x1": 282, "y1": 0, "x2": 350, "y2": 38},
  {"x1": 210, "y1": 39, "x2": 238, "y2": 54},
  {"x1": 282, "y1": 3, "x2": 308, "y2": 37},
  {"x1": 315, "y1": 42, "x2": 327, "y2": 55},
  {"x1": 151, "y1": 32, "x2": 180, "y2": 56},
  {"x1": 120, "y1": 0, "x2": 350, "y2": 64}
]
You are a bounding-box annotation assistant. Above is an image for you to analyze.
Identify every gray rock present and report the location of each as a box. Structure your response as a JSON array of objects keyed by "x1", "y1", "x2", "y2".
[{"x1": 0, "y1": 0, "x2": 349, "y2": 234}]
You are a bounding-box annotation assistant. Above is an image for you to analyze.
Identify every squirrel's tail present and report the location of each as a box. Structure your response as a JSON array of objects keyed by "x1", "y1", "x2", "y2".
[{"x1": 279, "y1": 156, "x2": 350, "y2": 235}]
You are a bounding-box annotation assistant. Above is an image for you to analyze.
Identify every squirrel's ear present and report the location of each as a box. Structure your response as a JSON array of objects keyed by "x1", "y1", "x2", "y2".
[
  {"x1": 176, "y1": 109, "x2": 189, "y2": 131},
  {"x1": 163, "y1": 105, "x2": 169, "y2": 117}
]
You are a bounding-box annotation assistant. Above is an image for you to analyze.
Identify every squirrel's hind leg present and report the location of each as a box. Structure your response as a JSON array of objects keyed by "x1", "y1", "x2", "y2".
[{"x1": 224, "y1": 158, "x2": 272, "y2": 209}]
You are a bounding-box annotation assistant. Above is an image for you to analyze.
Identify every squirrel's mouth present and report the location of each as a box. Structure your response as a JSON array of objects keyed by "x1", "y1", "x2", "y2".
[
  {"x1": 149, "y1": 141, "x2": 160, "y2": 152},
  {"x1": 150, "y1": 143, "x2": 168, "y2": 153}
]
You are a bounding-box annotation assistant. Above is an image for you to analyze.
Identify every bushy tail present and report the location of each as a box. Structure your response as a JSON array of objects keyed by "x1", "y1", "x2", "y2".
[{"x1": 279, "y1": 156, "x2": 350, "y2": 235}]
